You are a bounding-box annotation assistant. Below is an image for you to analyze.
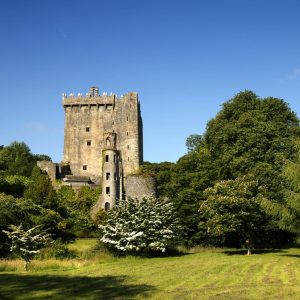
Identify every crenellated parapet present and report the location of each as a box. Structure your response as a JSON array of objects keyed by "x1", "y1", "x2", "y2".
[
  {"x1": 62, "y1": 93, "x2": 116, "y2": 108},
  {"x1": 62, "y1": 93, "x2": 140, "y2": 118}
]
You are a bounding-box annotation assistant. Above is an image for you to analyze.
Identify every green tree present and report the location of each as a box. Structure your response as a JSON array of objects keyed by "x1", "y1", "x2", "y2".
[
  {"x1": 204, "y1": 91, "x2": 299, "y2": 185},
  {"x1": 0, "y1": 192, "x2": 63, "y2": 257},
  {"x1": 76, "y1": 186, "x2": 100, "y2": 213},
  {"x1": 199, "y1": 176, "x2": 267, "y2": 251},
  {"x1": 0, "y1": 193, "x2": 18, "y2": 256},
  {"x1": 171, "y1": 91, "x2": 299, "y2": 246},
  {"x1": 0, "y1": 175, "x2": 32, "y2": 198},
  {"x1": 24, "y1": 166, "x2": 58, "y2": 211},
  {"x1": 0, "y1": 142, "x2": 50, "y2": 177},
  {"x1": 56, "y1": 185, "x2": 100, "y2": 237},
  {"x1": 263, "y1": 138, "x2": 300, "y2": 237},
  {"x1": 163, "y1": 147, "x2": 217, "y2": 245}
]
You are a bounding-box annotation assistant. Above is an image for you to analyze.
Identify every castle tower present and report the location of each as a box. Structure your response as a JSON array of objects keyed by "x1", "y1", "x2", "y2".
[
  {"x1": 37, "y1": 86, "x2": 158, "y2": 211},
  {"x1": 62, "y1": 86, "x2": 143, "y2": 208},
  {"x1": 102, "y1": 132, "x2": 120, "y2": 209}
]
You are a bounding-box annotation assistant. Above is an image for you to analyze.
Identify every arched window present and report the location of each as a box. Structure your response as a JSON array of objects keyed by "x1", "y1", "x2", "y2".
[
  {"x1": 106, "y1": 137, "x2": 111, "y2": 146},
  {"x1": 105, "y1": 202, "x2": 110, "y2": 211}
]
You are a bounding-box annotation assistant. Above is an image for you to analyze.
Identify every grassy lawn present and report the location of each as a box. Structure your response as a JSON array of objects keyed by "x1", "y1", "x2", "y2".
[
  {"x1": 67, "y1": 238, "x2": 99, "y2": 254},
  {"x1": 0, "y1": 239, "x2": 299, "y2": 299}
]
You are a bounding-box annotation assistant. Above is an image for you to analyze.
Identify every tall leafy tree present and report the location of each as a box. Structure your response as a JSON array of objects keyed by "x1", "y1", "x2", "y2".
[
  {"x1": 0, "y1": 142, "x2": 50, "y2": 177},
  {"x1": 204, "y1": 91, "x2": 299, "y2": 184},
  {"x1": 24, "y1": 166, "x2": 58, "y2": 211},
  {"x1": 264, "y1": 138, "x2": 300, "y2": 236},
  {"x1": 198, "y1": 91, "x2": 300, "y2": 245},
  {"x1": 56, "y1": 185, "x2": 101, "y2": 237},
  {"x1": 0, "y1": 175, "x2": 31, "y2": 198},
  {"x1": 164, "y1": 91, "x2": 299, "y2": 246},
  {"x1": 199, "y1": 176, "x2": 267, "y2": 249}
]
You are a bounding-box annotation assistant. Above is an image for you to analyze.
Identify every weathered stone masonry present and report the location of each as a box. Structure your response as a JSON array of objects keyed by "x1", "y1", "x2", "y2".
[
  {"x1": 62, "y1": 87, "x2": 143, "y2": 184},
  {"x1": 39, "y1": 86, "x2": 156, "y2": 210}
]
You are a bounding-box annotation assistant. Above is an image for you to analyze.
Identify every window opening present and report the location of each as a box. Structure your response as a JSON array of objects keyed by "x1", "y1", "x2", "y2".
[
  {"x1": 106, "y1": 187, "x2": 110, "y2": 195},
  {"x1": 86, "y1": 127, "x2": 90, "y2": 132},
  {"x1": 83, "y1": 165, "x2": 87, "y2": 170},
  {"x1": 105, "y1": 155, "x2": 109, "y2": 162},
  {"x1": 106, "y1": 173, "x2": 110, "y2": 180},
  {"x1": 105, "y1": 202, "x2": 110, "y2": 211},
  {"x1": 87, "y1": 140, "x2": 91, "y2": 146}
]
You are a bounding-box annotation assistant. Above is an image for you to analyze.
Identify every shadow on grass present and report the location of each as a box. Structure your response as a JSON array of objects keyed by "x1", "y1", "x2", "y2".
[
  {"x1": 280, "y1": 254, "x2": 300, "y2": 258},
  {"x1": 0, "y1": 274, "x2": 155, "y2": 300},
  {"x1": 223, "y1": 249, "x2": 284, "y2": 256}
]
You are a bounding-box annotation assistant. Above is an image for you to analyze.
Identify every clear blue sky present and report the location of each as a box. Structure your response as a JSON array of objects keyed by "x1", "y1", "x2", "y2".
[{"x1": 1, "y1": 0, "x2": 300, "y2": 163}]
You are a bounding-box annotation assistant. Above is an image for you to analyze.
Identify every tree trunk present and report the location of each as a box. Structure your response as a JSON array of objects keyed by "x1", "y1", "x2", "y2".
[
  {"x1": 245, "y1": 239, "x2": 252, "y2": 255},
  {"x1": 24, "y1": 261, "x2": 28, "y2": 272}
]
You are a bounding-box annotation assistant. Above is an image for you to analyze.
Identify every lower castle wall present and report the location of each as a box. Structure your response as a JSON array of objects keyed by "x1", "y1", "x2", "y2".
[
  {"x1": 37, "y1": 161, "x2": 57, "y2": 182},
  {"x1": 125, "y1": 174, "x2": 157, "y2": 200}
]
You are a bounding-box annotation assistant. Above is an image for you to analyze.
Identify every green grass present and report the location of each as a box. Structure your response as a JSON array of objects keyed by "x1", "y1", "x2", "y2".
[
  {"x1": 67, "y1": 238, "x2": 99, "y2": 254},
  {"x1": 0, "y1": 240, "x2": 299, "y2": 299}
]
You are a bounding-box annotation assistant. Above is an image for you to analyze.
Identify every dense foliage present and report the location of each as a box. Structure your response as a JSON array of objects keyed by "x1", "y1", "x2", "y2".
[
  {"x1": 100, "y1": 197, "x2": 180, "y2": 255},
  {"x1": 57, "y1": 185, "x2": 100, "y2": 237},
  {"x1": 199, "y1": 176, "x2": 267, "y2": 247},
  {"x1": 144, "y1": 91, "x2": 300, "y2": 247},
  {"x1": 0, "y1": 142, "x2": 101, "y2": 257},
  {"x1": 0, "y1": 142, "x2": 51, "y2": 177}
]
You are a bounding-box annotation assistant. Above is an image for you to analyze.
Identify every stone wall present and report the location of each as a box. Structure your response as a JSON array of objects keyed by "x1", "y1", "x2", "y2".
[
  {"x1": 62, "y1": 90, "x2": 143, "y2": 183},
  {"x1": 37, "y1": 161, "x2": 57, "y2": 182},
  {"x1": 125, "y1": 174, "x2": 157, "y2": 200}
]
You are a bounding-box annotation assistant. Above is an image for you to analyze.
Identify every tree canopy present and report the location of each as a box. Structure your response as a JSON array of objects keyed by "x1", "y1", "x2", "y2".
[
  {"x1": 0, "y1": 142, "x2": 51, "y2": 177},
  {"x1": 145, "y1": 91, "x2": 300, "y2": 246}
]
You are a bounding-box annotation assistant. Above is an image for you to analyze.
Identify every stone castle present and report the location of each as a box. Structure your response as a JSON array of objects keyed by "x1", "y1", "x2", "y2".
[{"x1": 38, "y1": 86, "x2": 156, "y2": 210}]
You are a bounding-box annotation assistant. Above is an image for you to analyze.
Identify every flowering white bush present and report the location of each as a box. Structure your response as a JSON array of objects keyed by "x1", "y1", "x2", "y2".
[
  {"x1": 3, "y1": 225, "x2": 52, "y2": 270},
  {"x1": 99, "y1": 198, "x2": 180, "y2": 255}
]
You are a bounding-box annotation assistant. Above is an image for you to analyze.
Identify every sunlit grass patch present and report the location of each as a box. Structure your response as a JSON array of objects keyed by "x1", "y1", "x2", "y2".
[
  {"x1": 67, "y1": 238, "x2": 98, "y2": 253},
  {"x1": 0, "y1": 242, "x2": 299, "y2": 299}
]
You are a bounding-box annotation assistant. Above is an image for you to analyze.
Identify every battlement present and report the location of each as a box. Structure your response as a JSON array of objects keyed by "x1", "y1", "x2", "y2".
[
  {"x1": 62, "y1": 87, "x2": 138, "y2": 107},
  {"x1": 62, "y1": 94, "x2": 116, "y2": 107}
]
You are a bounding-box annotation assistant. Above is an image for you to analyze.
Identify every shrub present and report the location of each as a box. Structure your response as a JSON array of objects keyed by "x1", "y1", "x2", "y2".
[
  {"x1": 100, "y1": 197, "x2": 181, "y2": 256},
  {"x1": 37, "y1": 239, "x2": 75, "y2": 260}
]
